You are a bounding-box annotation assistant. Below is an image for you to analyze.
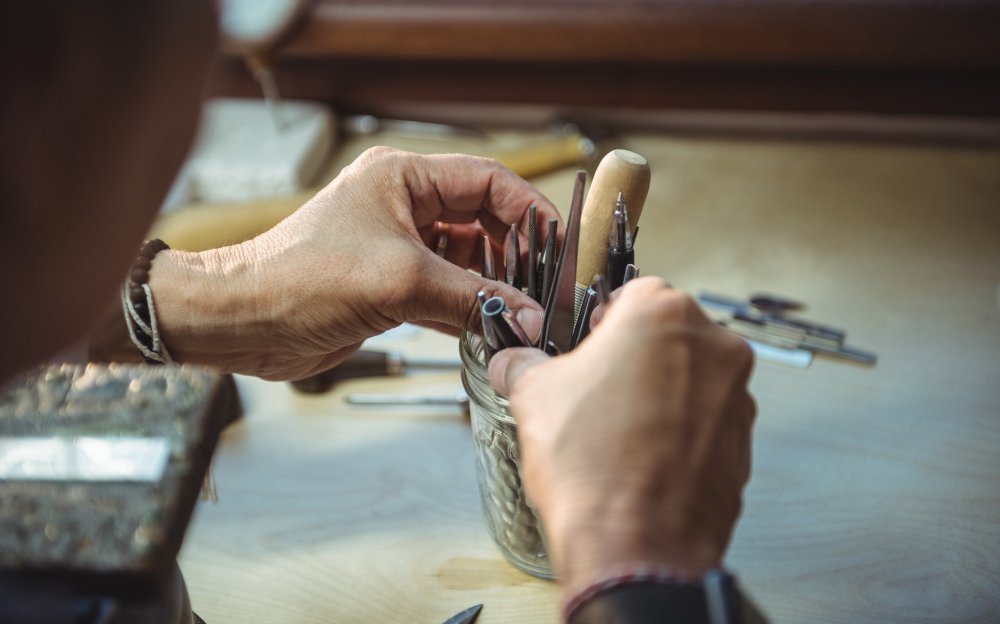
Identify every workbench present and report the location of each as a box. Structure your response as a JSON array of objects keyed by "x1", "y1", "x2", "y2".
[{"x1": 175, "y1": 130, "x2": 1000, "y2": 623}]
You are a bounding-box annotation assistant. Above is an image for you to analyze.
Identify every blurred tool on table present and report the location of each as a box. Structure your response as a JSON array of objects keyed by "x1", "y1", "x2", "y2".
[
  {"x1": 291, "y1": 349, "x2": 460, "y2": 394},
  {"x1": 442, "y1": 603, "x2": 483, "y2": 624},
  {"x1": 152, "y1": 119, "x2": 600, "y2": 251}
]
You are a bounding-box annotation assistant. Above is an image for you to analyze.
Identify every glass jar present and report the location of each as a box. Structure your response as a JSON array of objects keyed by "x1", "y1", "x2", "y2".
[{"x1": 459, "y1": 331, "x2": 553, "y2": 579}]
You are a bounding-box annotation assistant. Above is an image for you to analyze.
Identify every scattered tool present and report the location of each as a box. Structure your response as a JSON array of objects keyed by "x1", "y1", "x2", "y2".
[
  {"x1": 345, "y1": 389, "x2": 469, "y2": 413},
  {"x1": 539, "y1": 171, "x2": 587, "y2": 355},
  {"x1": 290, "y1": 350, "x2": 461, "y2": 394},
  {"x1": 441, "y1": 603, "x2": 483, "y2": 624},
  {"x1": 699, "y1": 292, "x2": 876, "y2": 366}
]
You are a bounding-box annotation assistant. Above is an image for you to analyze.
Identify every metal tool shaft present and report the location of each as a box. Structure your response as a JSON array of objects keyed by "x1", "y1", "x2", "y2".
[
  {"x1": 482, "y1": 235, "x2": 496, "y2": 281},
  {"x1": 539, "y1": 218, "x2": 558, "y2": 308},
  {"x1": 506, "y1": 224, "x2": 521, "y2": 289},
  {"x1": 540, "y1": 170, "x2": 587, "y2": 354},
  {"x1": 526, "y1": 204, "x2": 539, "y2": 301}
]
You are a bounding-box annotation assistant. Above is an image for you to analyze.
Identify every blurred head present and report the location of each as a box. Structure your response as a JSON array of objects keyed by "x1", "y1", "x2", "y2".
[{"x1": 0, "y1": 2, "x2": 218, "y2": 381}]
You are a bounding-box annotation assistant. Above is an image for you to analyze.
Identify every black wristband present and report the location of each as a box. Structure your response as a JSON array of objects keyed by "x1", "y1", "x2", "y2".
[{"x1": 569, "y1": 581, "x2": 710, "y2": 624}]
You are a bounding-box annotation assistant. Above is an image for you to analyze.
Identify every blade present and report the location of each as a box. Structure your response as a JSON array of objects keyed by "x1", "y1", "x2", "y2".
[
  {"x1": 540, "y1": 170, "x2": 586, "y2": 353},
  {"x1": 442, "y1": 603, "x2": 483, "y2": 624}
]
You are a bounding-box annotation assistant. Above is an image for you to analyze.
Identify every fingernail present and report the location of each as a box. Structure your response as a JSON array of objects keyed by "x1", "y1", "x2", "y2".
[{"x1": 516, "y1": 307, "x2": 543, "y2": 343}]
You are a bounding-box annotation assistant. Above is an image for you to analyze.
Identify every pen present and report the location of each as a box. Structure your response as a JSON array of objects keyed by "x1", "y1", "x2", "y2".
[
  {"x1": 607, "y1": 192, "x2": 633, "y2": 289},
  {"x1": 290, "y1": 350, "x2": 461, "y2": 394}
]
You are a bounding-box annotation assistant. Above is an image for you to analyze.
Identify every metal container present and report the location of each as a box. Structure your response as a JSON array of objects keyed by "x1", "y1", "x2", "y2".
[{"x1": 459, "y1": 332, "x2": 553, "y2": 579}]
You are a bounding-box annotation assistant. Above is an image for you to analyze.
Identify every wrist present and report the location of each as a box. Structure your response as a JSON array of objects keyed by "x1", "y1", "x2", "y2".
[
  {"x1": 148, "y1": 242, "x2": 276, "y2": 372},
  {"x1": 545, "y1": 485, "x2": 722, "y2": 594}
]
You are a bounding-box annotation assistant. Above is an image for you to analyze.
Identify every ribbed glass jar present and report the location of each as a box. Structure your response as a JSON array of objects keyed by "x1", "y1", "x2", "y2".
[{"x1": 459, "y1": 331, "x2": 553, "y2": 579}]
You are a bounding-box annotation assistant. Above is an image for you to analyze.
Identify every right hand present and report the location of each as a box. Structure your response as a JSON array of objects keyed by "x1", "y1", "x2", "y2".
[{"x1": 488, "y1": 277, "x2": 756, "y2": 590}]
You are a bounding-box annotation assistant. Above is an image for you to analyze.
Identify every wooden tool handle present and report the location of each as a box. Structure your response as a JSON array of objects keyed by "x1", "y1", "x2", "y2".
[
  {"x1": 576, "y1": 149, "x2": 651, "y2": 289},
  {"x1": 491, "y1": 133, "x2": 591, "y2": 180}
]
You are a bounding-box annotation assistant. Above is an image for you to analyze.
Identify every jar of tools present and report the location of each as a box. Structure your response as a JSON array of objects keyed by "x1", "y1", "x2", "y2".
[{"x1": 459, "y1": 331, "x2": 553, "y2": 579}]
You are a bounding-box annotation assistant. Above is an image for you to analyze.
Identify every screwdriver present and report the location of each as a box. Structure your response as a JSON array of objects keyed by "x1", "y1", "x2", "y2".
[{"x1": 290, "y1": 349, "x2": 461, "y2": 394}]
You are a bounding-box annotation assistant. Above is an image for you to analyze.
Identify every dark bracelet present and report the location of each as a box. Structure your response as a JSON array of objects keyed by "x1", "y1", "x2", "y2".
[
  {"x1": 121, "y1": 238, "x2": 172, "y2": 364},
  {"x1": 567, "y1": 568, "x2": 768, "y2": 624}
]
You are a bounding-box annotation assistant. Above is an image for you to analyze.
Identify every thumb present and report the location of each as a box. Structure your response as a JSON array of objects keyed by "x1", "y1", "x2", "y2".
[
  {"x1": 420, "y1": 255, "x2": 545, "y2": 343},
  {"x1": 488, "y1": 346, "x2": 550, "y2": 397}
]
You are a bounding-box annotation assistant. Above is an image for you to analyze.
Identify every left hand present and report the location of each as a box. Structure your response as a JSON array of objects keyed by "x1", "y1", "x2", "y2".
[{"x1": 150, "y1": 147, "x2": 560, "y2": 380}]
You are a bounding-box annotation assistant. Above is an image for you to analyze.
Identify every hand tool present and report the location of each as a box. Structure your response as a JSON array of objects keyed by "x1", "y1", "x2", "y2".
[
  {"x1": 441, "y1": 603, "x2": 483, "y2": 624},
  {"x1": 342, "y1": 114, "x2": 486, "y2": 139},
  {"x1": 607, "y1": 192, "x2": 635, "y2": 288},
  {"x1": 748, "y1": 293, "x2": 805, "y2": 315},
  {"x1": 699, "y1": 293, "x2": 846, "y2": 345},
  {"x1": 481, "y1": 235, "x2": 497, "y2": 281},
  {"x1": 505, "y1": 224, "x2": 522, "y2": 289},
  {"x1": 593, "y1": 274, "x2": 611, "y2": 306},
  {"x1": 290, "y1": 350, "x2": 461, "y2": 394},
  {"x1": 539, "y1": 170, "x2": 587, "y2": 354},
  {"x1": 699, "y1": 292, "x2": 876, "y2": 366},
  {"x1": 482, "y1": 296, "x2": 530, "y2": 349},
  {"x1": 526, "y1": 204, "x2": 539, "y2": 301},
  {"x1": 501, "y1": 309, "x2": 533, "y2": 346},
  {"x1": 345, "y1": 389, "x2": 469, "y2": 411},
  {"x1": 478, "y1": 291, "x2": 500, "y2": 360},
  {"x1": 539, "y1": 218, "x2": 559, "y2": 308},
  {"x1": 576, "y1": 149, "x2": 651, "y2": 300},
  {"x1": 622, "y1": 263, "x2": 640, "y2": 285},
  {"x1": 570, "y1": 286, "x2": 598, "y2": 348}
]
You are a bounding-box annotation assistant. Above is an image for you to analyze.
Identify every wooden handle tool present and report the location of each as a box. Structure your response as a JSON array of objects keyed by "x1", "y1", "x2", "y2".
[{"x1": 575, "y1": 149, "x2": 651, "y2": 291}]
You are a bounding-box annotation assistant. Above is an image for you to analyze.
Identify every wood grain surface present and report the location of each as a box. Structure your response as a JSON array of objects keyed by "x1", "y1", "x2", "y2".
[{"x1": 178, "y1": 130, "x2": 1000, "y2": 623}]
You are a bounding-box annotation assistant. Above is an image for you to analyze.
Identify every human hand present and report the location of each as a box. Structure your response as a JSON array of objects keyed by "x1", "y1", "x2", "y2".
[
  {"x1": 149, "y1": 148, "x2": 559, "y2": 379},
  {"x1": 488, "y1": 278, "x2": 756, "y2": 591}
]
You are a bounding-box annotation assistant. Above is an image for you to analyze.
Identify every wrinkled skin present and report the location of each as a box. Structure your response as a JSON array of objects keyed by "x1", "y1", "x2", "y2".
[{"x1": 490, "y1": 278, "x2": 756, "y2": 591}]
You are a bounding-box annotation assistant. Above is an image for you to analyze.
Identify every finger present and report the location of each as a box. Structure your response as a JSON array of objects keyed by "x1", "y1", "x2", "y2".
[
  {"x1": 417, "y1": 251, "x2": 545, "y2": 343},
  {"x1": 488, "y1": 346, "x2": 550, "y2": 397},
  {"x1": 418, "y1": 222, "x2": 487, "y2": 270},
  {"x1": 589, "y1": 276, "x2": 672, "y2": 327},
  {"x1": 403, "y1": 153, "x2": 561, "y2": 231}
]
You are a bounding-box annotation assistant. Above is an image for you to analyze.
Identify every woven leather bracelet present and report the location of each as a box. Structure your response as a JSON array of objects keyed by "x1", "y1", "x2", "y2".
[{"x1": 121, "y1": 238, "x2": 172, "y2": 364}]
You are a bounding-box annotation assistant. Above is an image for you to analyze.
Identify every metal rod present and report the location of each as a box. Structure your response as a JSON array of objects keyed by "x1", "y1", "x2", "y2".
[
  {"x1": 622, "y1": 263, "x2": 640, "y2": 285},
  {"x1": 478, "y1": 290, "x2": 500, "y2": 360},
  {"x1": 482, "y1": 296, "x2": 526, "y2": 349},
  {"x1": 539, "y1": 218, "x2": 558, "y2": 307},
  {"x1": 505, "y1": 224, "x2": 521, "y2": 289},
  {"x1": 526, "y1": 204, "x2": 538, "y2": 301},
  {"x1": 593, "y1": 274, "x2": 611, "y2": 305},
  {"x1": 482, "y1": 235, "x2": 496, "y2": 281},
  {"x1": 571, "y1": 287, "x2": 598, "y2": 348}
]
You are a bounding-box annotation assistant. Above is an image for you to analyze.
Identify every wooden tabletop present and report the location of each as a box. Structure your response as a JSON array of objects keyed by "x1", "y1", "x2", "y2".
[{"x1": 177, "y1": 131, "x2": 1000, "y2": 623}]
